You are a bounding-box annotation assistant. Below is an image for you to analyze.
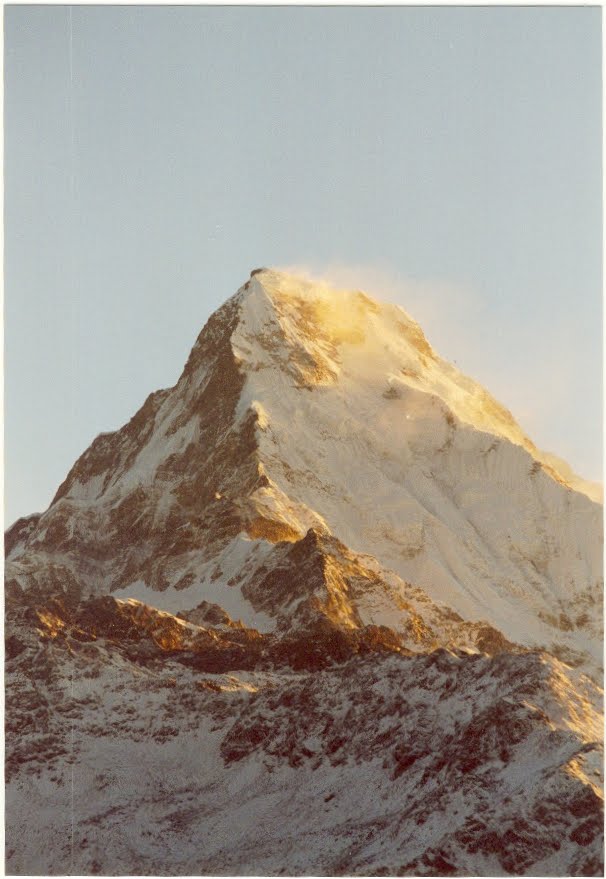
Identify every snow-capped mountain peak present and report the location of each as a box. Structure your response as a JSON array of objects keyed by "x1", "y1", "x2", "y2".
[
  {"x1": 6, "y1": 267, "x2": 603, "y2": 875},
  {"x1": 6, "y1": 267, "x2": 602, "y2": 670},
  {"x1": 235, "y1": 269, "x2": 598, "y2": 499}
]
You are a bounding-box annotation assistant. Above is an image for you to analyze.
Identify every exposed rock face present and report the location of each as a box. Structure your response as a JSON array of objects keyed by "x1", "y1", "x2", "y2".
[
  {"x1": 7, "y1": 294, "x2": 264, "y2": 598},
  {"x1": 5, "y1": 268, "x2": 603, "y2": 875}
]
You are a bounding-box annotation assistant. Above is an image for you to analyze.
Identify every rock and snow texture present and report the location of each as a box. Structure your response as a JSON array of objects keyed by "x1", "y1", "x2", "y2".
[{"x1": 5, "y1": 268, "x2": 604, "y2": 875}]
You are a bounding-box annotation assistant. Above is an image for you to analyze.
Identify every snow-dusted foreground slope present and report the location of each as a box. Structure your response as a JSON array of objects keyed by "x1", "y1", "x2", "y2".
[
  {"x1": 5, "y1": 588, "x2": 603, "y2": 877},
  {"x1": 5, "y1": 268, "x2": 604, "y2": 875}
]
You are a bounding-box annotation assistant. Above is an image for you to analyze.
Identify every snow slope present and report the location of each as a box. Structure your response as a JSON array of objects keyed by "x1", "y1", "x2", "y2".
[
  {"x1": 232, "y1": 270, "x2": 603, "y2": 670},
  {"x1": 6, "y1": 596, "x2": 603, "y2": 876}
]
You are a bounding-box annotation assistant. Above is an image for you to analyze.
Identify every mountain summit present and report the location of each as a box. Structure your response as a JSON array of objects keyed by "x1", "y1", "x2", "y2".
[
  {"x1": 6, "y1": 268, "x2": 604, "y2": 875},
  {"x1": 7, "y1": 268, "x2": 602, "y2": 662}
]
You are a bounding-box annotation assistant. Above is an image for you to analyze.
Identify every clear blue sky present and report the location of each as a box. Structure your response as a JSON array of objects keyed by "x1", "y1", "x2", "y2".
[{"x1": 5, "y1": 5, "x2": 602, "y2": 526}]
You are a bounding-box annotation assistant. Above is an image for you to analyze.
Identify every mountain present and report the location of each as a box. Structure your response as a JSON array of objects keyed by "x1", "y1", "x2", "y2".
[{"x1": 5, "y1": 268, "x2": 603, "y2": 876}]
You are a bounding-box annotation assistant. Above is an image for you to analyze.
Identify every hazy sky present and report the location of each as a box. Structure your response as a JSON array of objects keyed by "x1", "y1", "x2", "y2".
[{"x1": 5, "y1": 5, "x2": 602, "y2": 526}]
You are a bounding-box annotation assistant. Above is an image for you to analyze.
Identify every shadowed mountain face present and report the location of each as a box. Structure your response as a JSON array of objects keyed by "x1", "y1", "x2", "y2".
[{"x1": 5, "y1": 269, "x2": 603, "y2": 876}]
